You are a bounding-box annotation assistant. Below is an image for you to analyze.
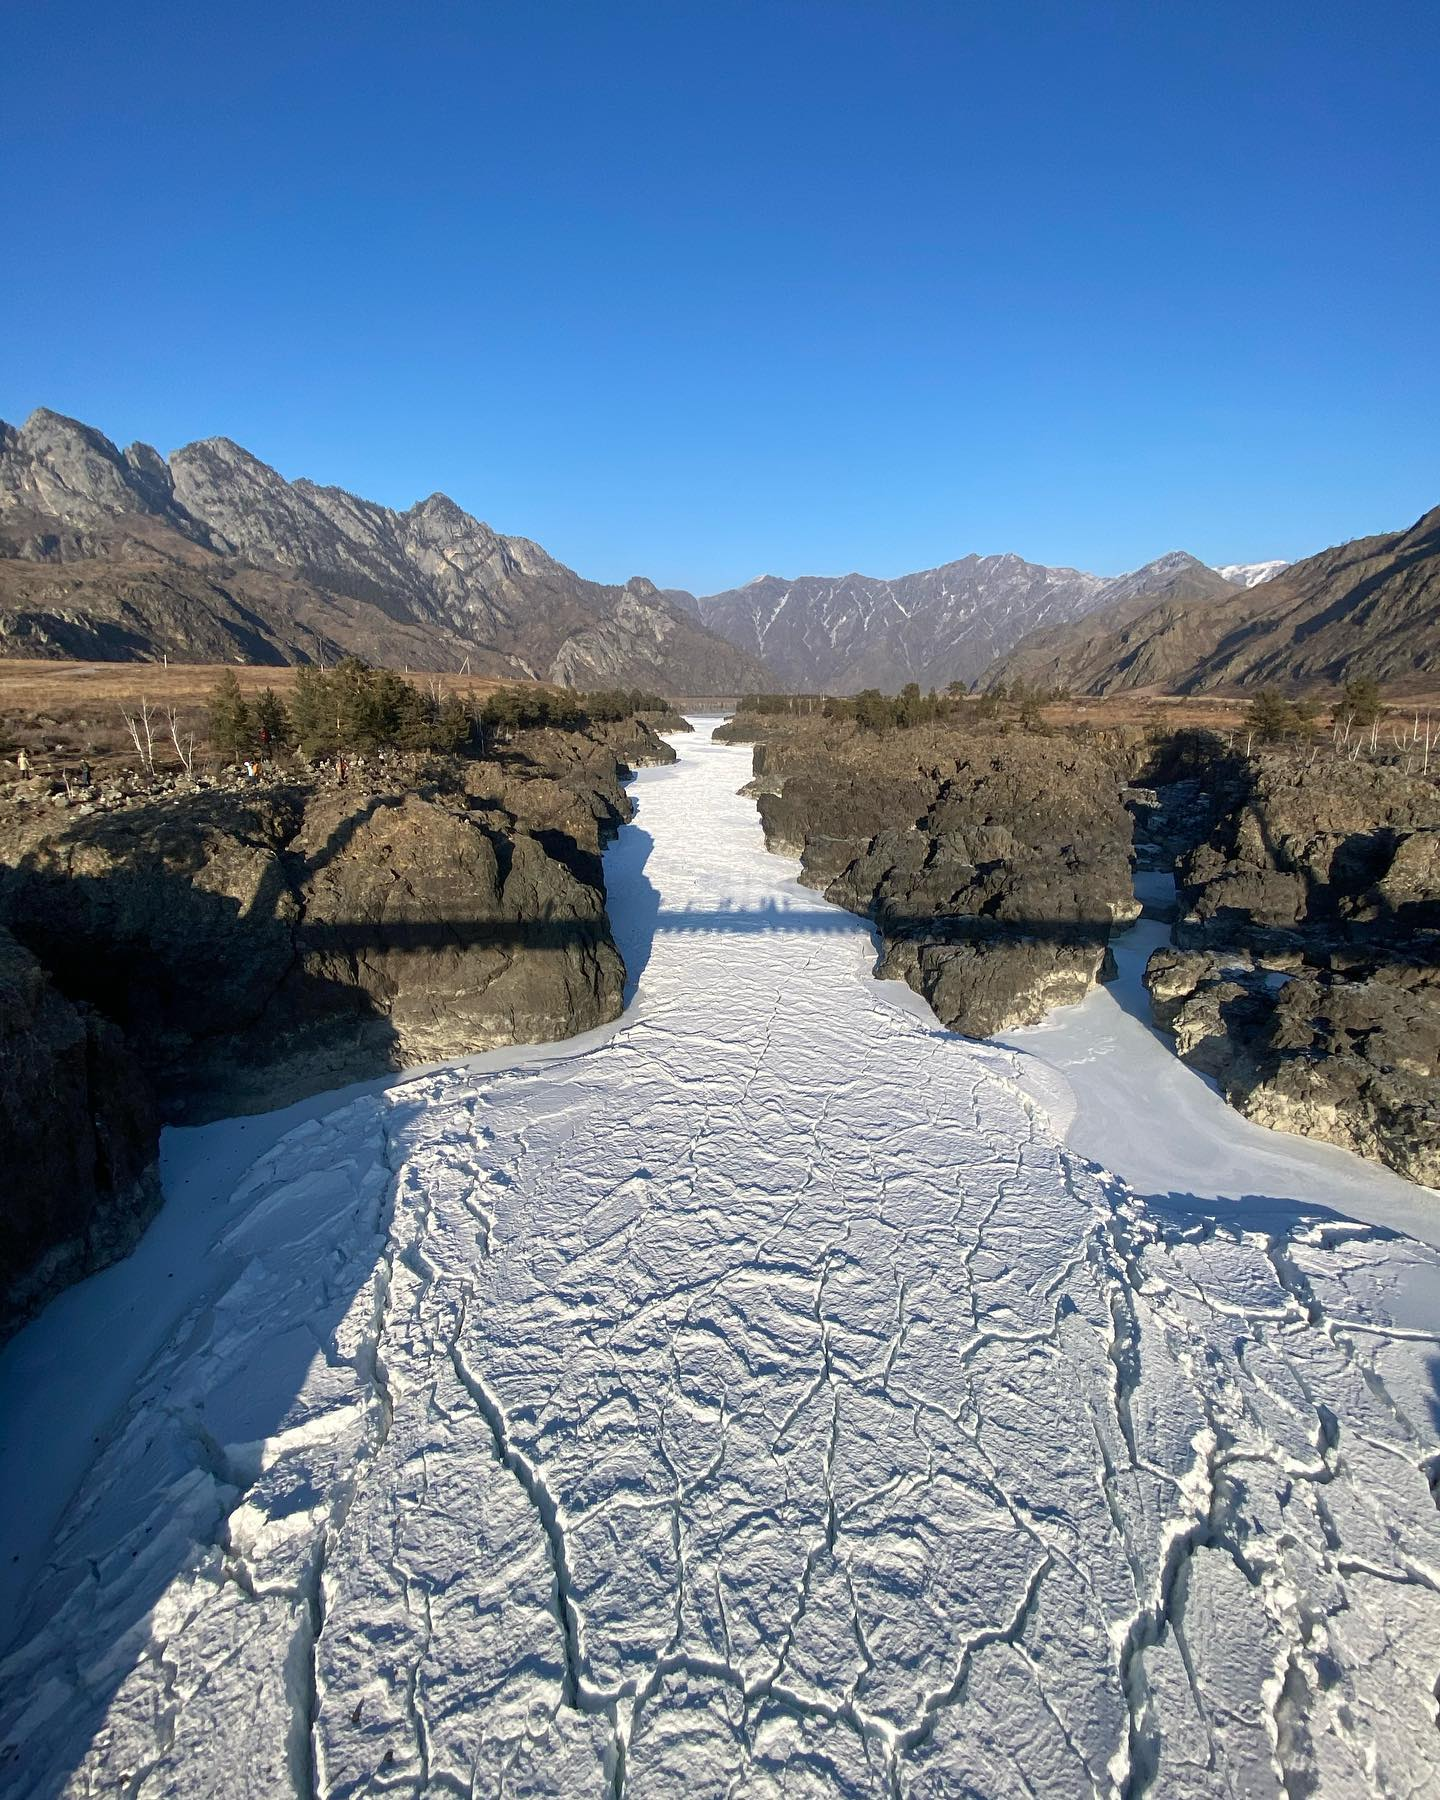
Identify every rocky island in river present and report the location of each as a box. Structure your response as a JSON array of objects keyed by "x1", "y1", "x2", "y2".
[{"x1": 721, "y1": 693, "x2": 1439, "y2": 1184}]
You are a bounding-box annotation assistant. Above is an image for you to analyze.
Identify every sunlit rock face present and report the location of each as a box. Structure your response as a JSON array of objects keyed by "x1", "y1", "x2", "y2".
[
  {"x1": 3, "y1": 725, "x2": 1438, "y2": 1798},
  {"x1": 0, "y1": 407, "x2": 777, "y2": 688},
  {"x1": 1149, "y1": 756, "x2": 1440, "y2": 1182},
  {"x1": 754, "y1": 726, "x2": 1140, "y2": 1034}
]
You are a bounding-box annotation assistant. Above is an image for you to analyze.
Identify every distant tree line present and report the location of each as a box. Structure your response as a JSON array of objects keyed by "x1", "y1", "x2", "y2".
[
  {"x1": 742, "y1": 676, "x2": 1399, "y2": 751},
  {"x1": 479, "y1": 685, "x2": 670, "y2": 732},
  {"x1": 1241, "y1": 678, "x2": 1383, "y2": 746},
  {"x1": 206, "y1": 663, "x2": 671, "y2": 762},
  {"x1": 738, "y1": 678, "x2": 1071, "y2": 734}
]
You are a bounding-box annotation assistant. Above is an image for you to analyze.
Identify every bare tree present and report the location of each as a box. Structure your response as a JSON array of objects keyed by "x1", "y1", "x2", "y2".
[
  {"x1": 121, "y1": 698, "x2": 158, "y2": 776},
  {"x1": 167, "y1": 705, "x2": 197, "y2": 779}
]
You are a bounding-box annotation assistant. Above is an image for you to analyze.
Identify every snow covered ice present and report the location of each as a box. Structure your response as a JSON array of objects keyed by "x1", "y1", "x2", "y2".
[{"x1": 3, "y1": 722, "x2": 1439, "y2": 1797}]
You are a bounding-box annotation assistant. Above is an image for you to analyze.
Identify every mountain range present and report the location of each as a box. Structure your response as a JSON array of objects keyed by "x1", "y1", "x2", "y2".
[
  {"x1": 0, "y1": 410, "x2": 773, "y2": 693},
  {"x1": 3, "y1": 406, "x2": 1433, "y2": 699},
  {"x1": 667, "y1": 550, "x2": 1273, "y2": 693},
  {"x1": 983, "y1": 504, "x2": 1440, "y2": 696}
]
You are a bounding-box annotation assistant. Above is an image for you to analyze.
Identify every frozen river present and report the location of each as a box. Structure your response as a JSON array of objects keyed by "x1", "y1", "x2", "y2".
[{"x1": 3, "y1": 722, "x2": 1438, "y2": 1797}]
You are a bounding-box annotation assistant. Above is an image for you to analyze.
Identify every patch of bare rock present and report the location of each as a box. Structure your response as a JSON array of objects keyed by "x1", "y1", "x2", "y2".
[{"x1": 0, "y1": 716, "x2": 673, "y2": 1336}]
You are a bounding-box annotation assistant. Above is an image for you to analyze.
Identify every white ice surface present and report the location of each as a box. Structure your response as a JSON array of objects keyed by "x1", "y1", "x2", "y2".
[{"x1": 2, "y1": 722, "x2": 1438, "y2": 1798}]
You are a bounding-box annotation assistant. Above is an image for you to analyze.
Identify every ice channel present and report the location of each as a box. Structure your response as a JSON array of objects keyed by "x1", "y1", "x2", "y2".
[{"x1": 1, "y1": 720, "x2": 1437, "y2": 1798}]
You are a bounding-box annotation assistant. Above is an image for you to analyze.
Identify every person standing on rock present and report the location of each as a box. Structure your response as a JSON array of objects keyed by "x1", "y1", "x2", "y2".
[
  {"x1": 80, "y1": 759, "x2": 92, "y2": 788},
  {"x1": 16, "y1": 749, "x2": 31, "y2": 777}
]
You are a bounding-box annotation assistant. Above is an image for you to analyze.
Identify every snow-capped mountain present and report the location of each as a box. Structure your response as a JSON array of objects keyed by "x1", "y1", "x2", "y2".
[
  {"x1": 986, "y1": 509, "x2": 1438, "y2": 696},
  {"x1": 1217, "y1": 559, "x2": 1290, "y2": 588},
  {"x1": 688, "y1": 550, "x2": 1249, "y2": 693}
]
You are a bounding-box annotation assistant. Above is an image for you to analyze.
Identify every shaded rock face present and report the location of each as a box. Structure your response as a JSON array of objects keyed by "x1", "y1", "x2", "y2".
[
  {"x1": 1, "y1": 769, "x2": 629, "y2": 1123},
  {"x1": 1145, "y1": 757, "x2": 1440, "y2": 1182},
  {"x1": 0, "y1": 926, "x2": 160, "y2": 1338},
  {"x1": 1124, "y1": 730, "x2": 1252, "y2": 878},
  {"x1": 1176, "y1": 759, "x2": 1440, "y2": 954},
  {"x1": 0, "y1": 726, "x2": 650, "y2": 1331},
  {"x1": 748, "y1": 725, "x2": 1138, "y2": 1034}
]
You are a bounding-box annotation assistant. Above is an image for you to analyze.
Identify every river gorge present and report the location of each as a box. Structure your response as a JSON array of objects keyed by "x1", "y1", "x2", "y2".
[{"x1": 1, "y1": 721, "x2": 1437, "y2": 1798}]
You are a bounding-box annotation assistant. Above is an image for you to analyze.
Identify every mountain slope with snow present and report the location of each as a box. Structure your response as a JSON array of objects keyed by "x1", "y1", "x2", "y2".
[
  {"x1": 690, "y1": 551, "x2": 1263, "y2": 694},
  {"x1": 1217, "y1": 558, "x2": 1290, "y2": 588},
  {"x1": 693, "y1": 556, "x2": 1113, "y2": 692},
  {"x1": 985, "y1": 506, "x2": 1439, "y2": 695}
]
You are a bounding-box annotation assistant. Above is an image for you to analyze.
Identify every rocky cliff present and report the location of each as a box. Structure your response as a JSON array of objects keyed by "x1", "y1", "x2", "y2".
[
  {"x1": 0, "y1": 927, "x2": 160, "y2": 1340},
  {"x1": 0, "y1": 409, "x2": 776, "y2": 694},
  {"x1": 0, "y1": 718, "x2": 669, "y2": 1335},
  {"x1": 738, "y1": 717, "x2": 1138, "y2": 1033}
]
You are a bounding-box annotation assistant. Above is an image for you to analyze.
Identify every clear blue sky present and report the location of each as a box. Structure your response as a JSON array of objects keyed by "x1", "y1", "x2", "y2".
[{"x1": 3, "y1": 1, "x2": 1436, "y2": 592}]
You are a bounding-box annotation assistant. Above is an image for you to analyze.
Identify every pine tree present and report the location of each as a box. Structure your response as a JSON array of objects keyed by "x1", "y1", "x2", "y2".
[
  {"x1": 207, "y1": 670, "x2": 252, "y2": 759},
  {"x1": 253, "y1": 687, "x2": 291, "y2": 751},
  {"x1": 1243, "y1": 689, "x2": 1296, "y2": 744},
  {"x1": 290, "y1": 665, "x2": 337, "y2": 758},
  {"x1": 1341, "y1": 676, "x2": 1382, "y2": 729}
]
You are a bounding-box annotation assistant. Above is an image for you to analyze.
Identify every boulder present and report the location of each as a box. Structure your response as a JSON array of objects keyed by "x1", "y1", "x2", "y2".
[{"x1": 292, "y1": 789, "x2": 623, "y2": 1084}]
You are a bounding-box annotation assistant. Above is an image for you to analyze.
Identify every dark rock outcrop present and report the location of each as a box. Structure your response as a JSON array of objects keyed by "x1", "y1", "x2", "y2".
[
  {"x1": 0, "y1": 723, "x2": 655, "y2": 1333},
  {"x1": 1174, "y1": 758, "x2": 1440, "y2": 955},
  {"x1": 0, "y1": 761, "x2": 631, "y2": 1124},
  {"x1": 744, "y1": 721, "x2": 1138, "y2": 1034},
  {"x1": 1144, "y1": 755, "x2": 1440, "y2": 1182},
  {"x1": 0, "y1": 926, "x2": 160, "y2": 1338}
]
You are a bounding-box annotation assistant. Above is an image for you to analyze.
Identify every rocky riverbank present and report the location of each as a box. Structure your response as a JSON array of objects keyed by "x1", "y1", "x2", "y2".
[
  {"x1": 730, "y1": 706, "x2": 1440, "y2": 1187},
  {"x1": 734, "y1": 714, "x2": 1140, "y2": 1035},
  {"x1": 1143, "y1": 754, "x2": 1440, "y2": 1183},
  {"x1": 0, "y1": 715, "x2": 673, "y2": 1336}
]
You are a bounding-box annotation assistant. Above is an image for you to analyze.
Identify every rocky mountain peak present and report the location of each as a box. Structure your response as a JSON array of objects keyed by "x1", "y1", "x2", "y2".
[
  {"x1": 121, "y1": 441, "x2": 176, "y2": 512},
  {"x1": 8, "y1": 408, "x2": 146, "y2": 518},
  {"x1": 406, "y1": 492, "x2": 470, "y2": 529},
  {"x1": 0, "y1": 404, "x2": 778, "y2": 692},
  {"x1": 0, "y1": 410, "x2": 208, "y2": 540},
  {"x1": 1087, "y1": 550, "x2": 1235, "y2": 609}
]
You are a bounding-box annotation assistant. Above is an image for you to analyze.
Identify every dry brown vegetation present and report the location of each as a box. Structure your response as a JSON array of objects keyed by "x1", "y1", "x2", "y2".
[
  {"x1": 3, "y1": 660, "x2": 1436, "y2": 783},
  {"x1": 0, "y1": 660, "x2": 544, "y2": 778}
]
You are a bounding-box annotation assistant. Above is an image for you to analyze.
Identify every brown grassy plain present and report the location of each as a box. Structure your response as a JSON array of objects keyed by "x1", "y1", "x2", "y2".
[{"x1": 0, "y1": 660, "x2": 536, "y2": 777}]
